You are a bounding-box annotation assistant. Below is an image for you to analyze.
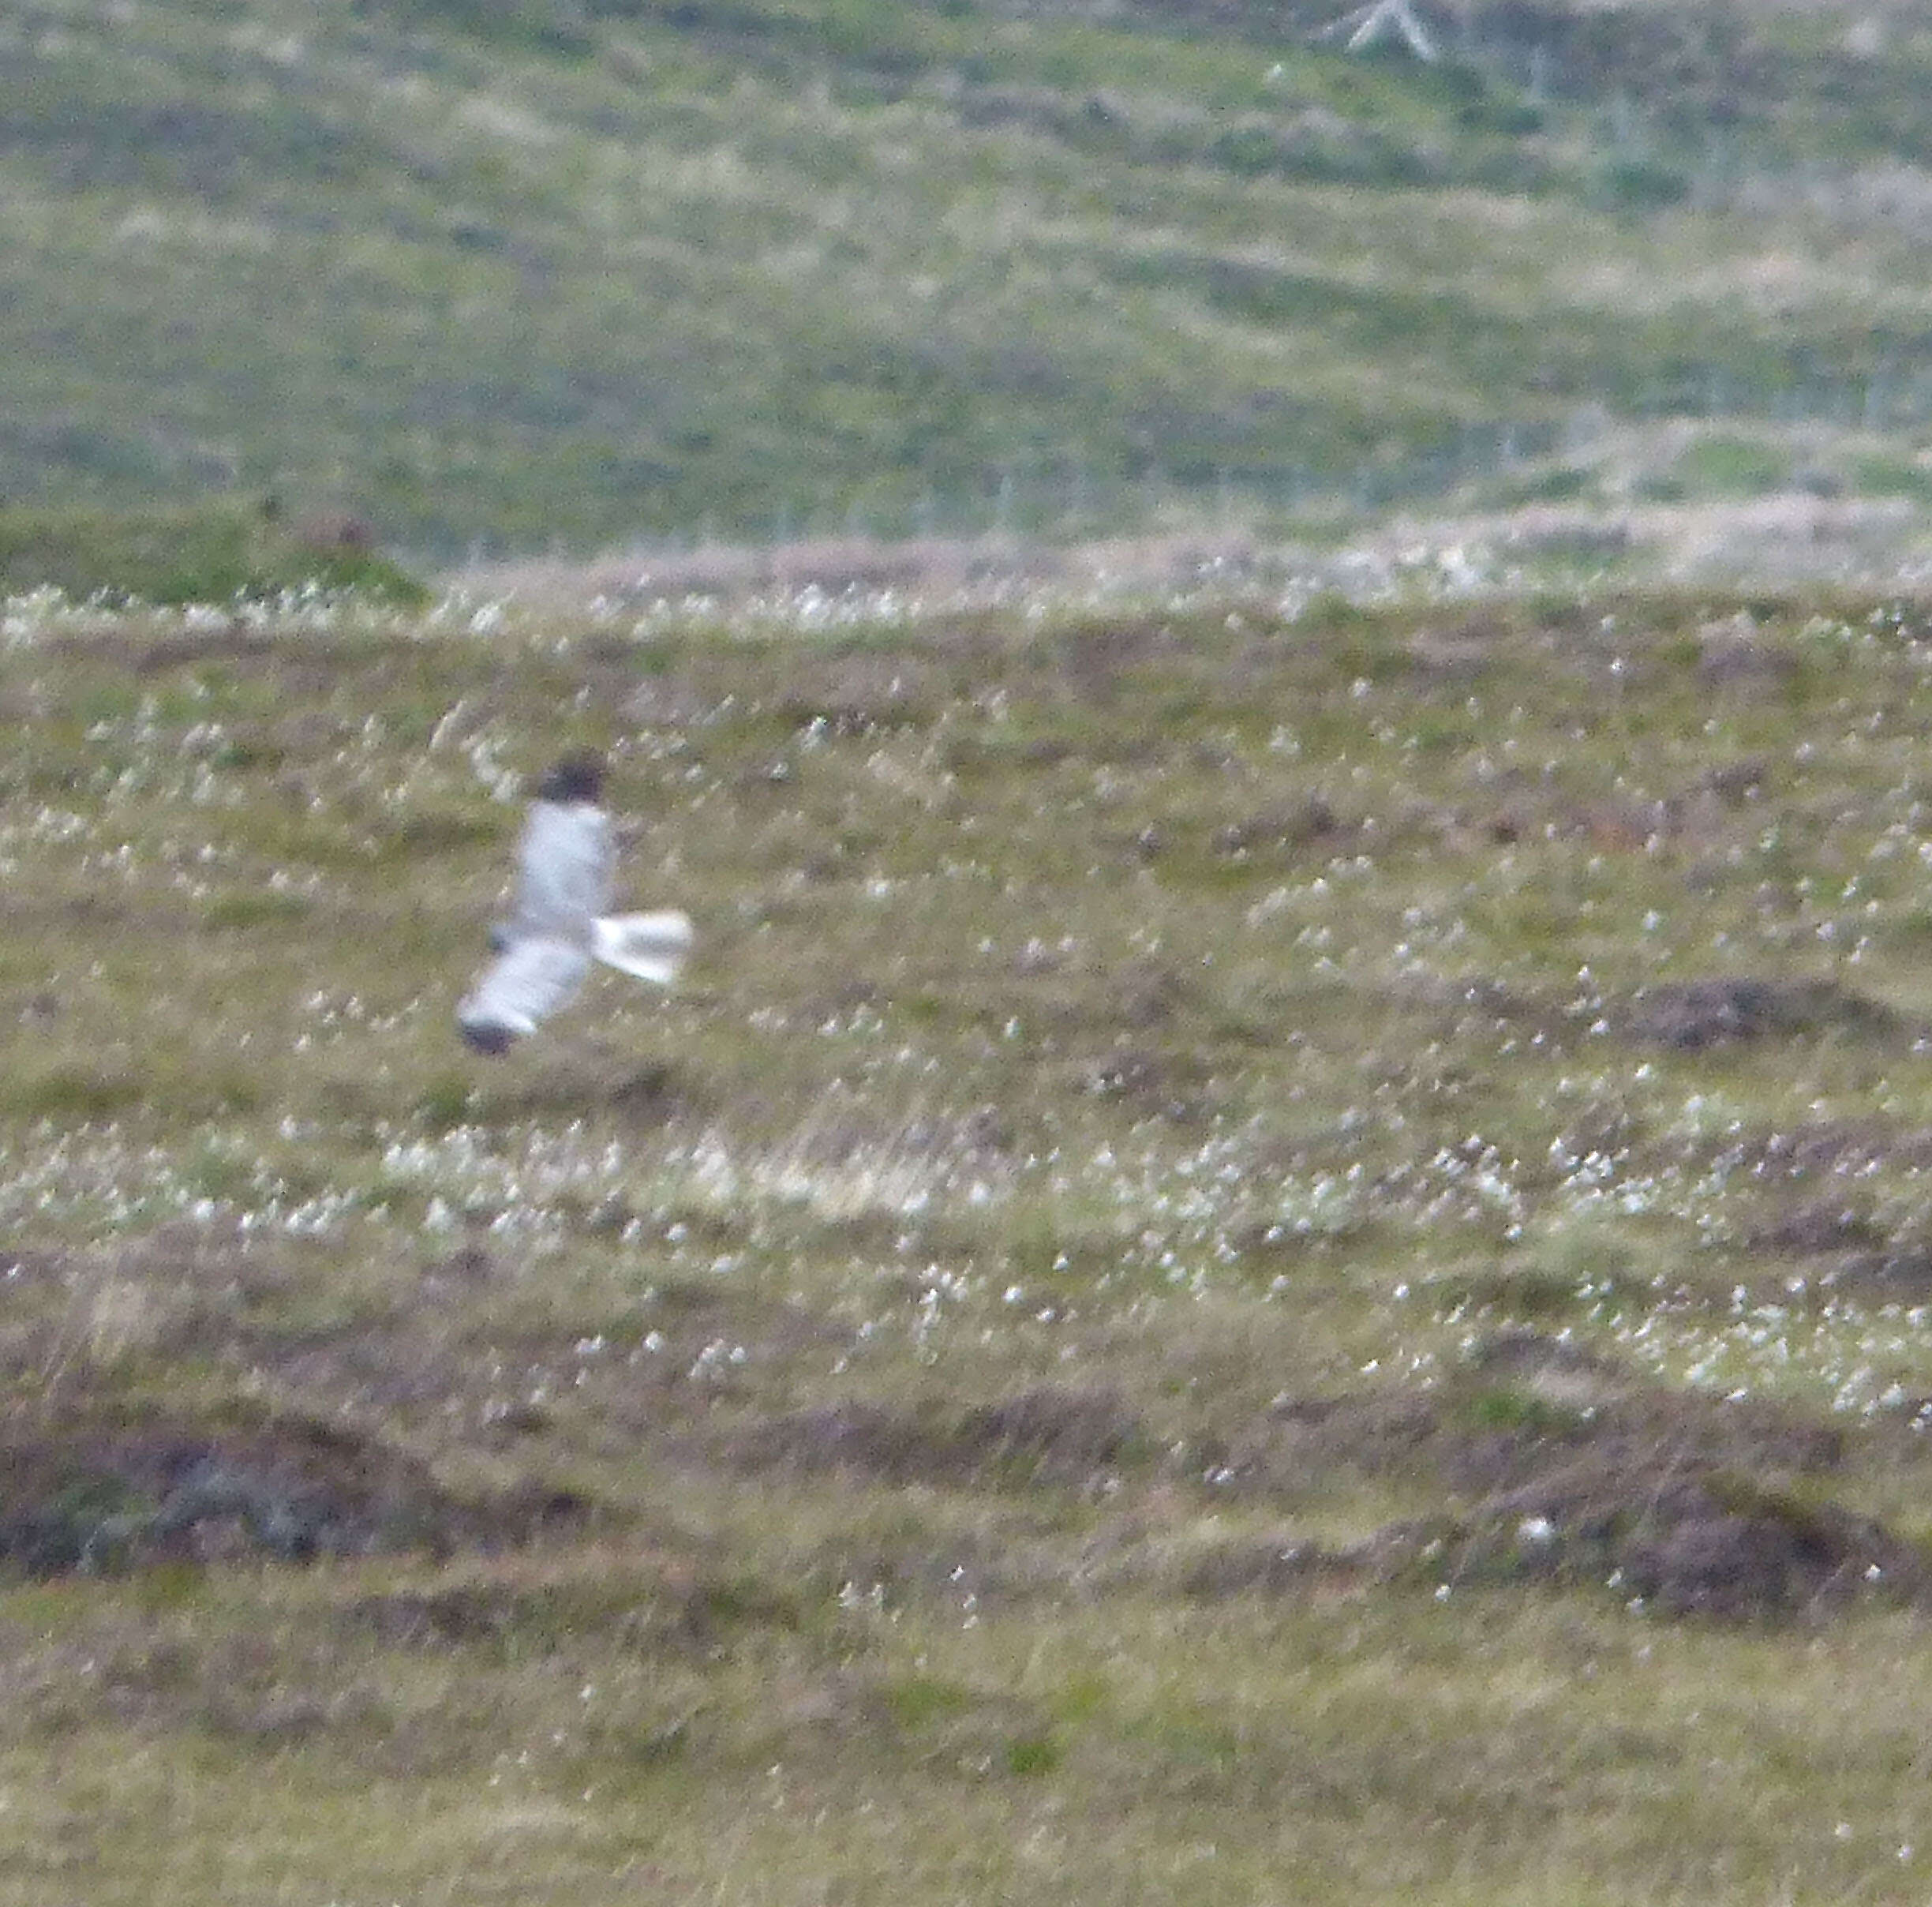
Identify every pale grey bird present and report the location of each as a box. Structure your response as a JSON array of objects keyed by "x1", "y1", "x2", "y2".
[{"x1": 458, "y1": 755, "x2": 693, "y2": 1055}]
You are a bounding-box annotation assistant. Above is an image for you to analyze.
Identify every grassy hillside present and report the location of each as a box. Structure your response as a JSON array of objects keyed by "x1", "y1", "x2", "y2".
[
  {"x1": 8, "y1": 0, "x2": 1932, "y2": 551},
  {"x1": 0, "y1": 496, "x2": 430, "y2": 604},
  {"x1": 11, "y1": 571, "x2": 1932, "y2": 1896}
]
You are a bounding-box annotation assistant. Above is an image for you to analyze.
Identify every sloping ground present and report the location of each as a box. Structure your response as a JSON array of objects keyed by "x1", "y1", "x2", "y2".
[{"x1": 9, "y1": 0, "x2": 1932, "y2": 545}]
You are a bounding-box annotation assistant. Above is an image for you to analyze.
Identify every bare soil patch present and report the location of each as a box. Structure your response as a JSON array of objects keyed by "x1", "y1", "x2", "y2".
[
  {"x1": 700, "y1": 1335, "x2": 1932, "y2": 1623},
  {"x1": 0, "y1": 1399, "x2": 596, "y2": 1575},
  {"x1": 722, "y1": 1384, "x2": 1145, "y2": 1494},
  {"x1": 1210, "y1": 796, "x2": 1353, "y2": 862},
  {"x1": 1728, "y1": 1117, "x2": 1932, "y2": 1178},
  {"x1": 1622, "y1": 977, "x2": 1910, "y2": 1050},
  {"x1": 1218, "y1": 1334, "x2": 1844, "y2": 1500},
  {"x1": 1680, "y1": 1118, "x2": 1932, "y2": 1287},
  {"x1": 1193, "y1": 1335, "x2": 1932, "y2": 1622},
  {"x1": 478, "y1": 1058, "x2": 705, "y2": 1127}
]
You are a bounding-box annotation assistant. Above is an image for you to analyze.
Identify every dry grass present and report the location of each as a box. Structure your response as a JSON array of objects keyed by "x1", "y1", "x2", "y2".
[
  {"x1": 11, "y1": 569, "x2": 1932, "y2": 1898},
  {"x1": 451, "y1": 486, "x2": 1932, "y2": 623}
]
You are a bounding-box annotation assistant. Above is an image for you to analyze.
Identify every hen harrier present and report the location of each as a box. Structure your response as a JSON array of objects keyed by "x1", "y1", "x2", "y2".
[{"x1": 457, "y1": 755, "x2": 693, "y2": 1054}]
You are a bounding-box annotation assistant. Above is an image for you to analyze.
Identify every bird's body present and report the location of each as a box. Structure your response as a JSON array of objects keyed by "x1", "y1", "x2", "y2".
[
  {"x1": 505, "y1": 795, "x2": 616, "y2": 950},
  {"x1": 458, "y1": 758, "x2": 692, "y2": 1053}
]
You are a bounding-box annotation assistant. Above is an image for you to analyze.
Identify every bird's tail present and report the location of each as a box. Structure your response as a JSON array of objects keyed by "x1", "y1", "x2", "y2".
[{"x1": 592, "y1": 910, "x2": 695, "y2": 986}]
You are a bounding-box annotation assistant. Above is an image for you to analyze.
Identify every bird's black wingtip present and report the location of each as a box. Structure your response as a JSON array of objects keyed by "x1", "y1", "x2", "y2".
[{"x1": 459, "y1": 1019, "x2": 516, "y2": 1056}]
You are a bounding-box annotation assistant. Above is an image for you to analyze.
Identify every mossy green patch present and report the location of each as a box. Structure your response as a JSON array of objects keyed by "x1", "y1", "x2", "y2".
[{"x1": 0, "y1": 500, "x2": 429, "y2": 607}]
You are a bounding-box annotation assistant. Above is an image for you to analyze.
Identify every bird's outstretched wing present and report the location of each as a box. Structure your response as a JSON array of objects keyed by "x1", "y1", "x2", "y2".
[
  {"x1": 592, "y1": 910, "x2": 694, "y2": 986},
  {"x1": 457, "y1": 935, "x2": 592, "y2": 1053}
]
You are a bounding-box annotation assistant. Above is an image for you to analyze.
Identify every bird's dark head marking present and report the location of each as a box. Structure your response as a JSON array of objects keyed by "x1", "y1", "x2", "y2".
[{"x1": 536, "y1": 753, "x2": 605, "y2": 804}]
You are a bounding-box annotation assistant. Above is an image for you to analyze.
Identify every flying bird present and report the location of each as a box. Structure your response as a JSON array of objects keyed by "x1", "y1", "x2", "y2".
[{"x1": 457, "y1": 755, "x2": 693, "y2": 1054}]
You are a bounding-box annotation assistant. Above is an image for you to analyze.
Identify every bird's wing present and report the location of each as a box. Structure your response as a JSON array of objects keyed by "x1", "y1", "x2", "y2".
[
  {"x1": 591, "y1": 910, "x2": 694, "y2": 986},
  {"x1": 457, "y1": 936, "x2": 592, "y2": 1051},
  {"x1": 507, "y1": 800, "x2": 612, "y2": 941}
]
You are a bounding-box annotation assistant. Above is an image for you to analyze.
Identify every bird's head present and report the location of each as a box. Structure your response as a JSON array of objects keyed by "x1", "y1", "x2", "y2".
[{"x1": 535, "y1": 753, "x2": 605, "y2": 804}]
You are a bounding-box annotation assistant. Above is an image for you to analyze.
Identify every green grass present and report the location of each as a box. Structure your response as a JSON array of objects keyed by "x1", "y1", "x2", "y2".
[
  {"x1": 7, "y1": 571, "x2": 1932, "y2": 1894},
  {"x1": 0, "y1": 498, "x2": 429, "y2": 605},
  {"x1": 9, "y1": 0, "x2": 1932, "y2": 547}
]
